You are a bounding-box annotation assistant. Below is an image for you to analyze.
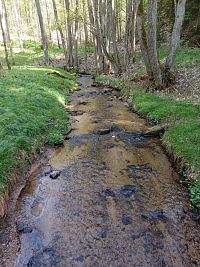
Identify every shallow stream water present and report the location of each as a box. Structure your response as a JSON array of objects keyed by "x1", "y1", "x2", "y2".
[{"x1": 0, "y1": 75, "x2": 200, "y2": 267}]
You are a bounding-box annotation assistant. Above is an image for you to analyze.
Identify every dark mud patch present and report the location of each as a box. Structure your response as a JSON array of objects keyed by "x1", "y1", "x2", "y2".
[
  {"x1": 116, "y1": 132, "x2": 146, "y2": 147},
  {"x1": 68, "y1": 134, "x2": 98, "y2": 146},
  {"x1": 75, "y1": 90, "x2": 112, "y2": 98},
  {"x1": 104, "y1": 185, "x2": 139, "y2": 198},
  {"x1": 69, "y1": 110, "x2": 85, "y2": 116}
]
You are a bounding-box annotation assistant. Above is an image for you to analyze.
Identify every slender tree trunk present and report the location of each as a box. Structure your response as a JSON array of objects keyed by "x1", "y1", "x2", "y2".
[
  {"x1": 2, "y1": 0, "x2": 15, "y2": 65},
  {"x1": 65, "y1": 0, "x2": 74, "y2": 67},
  {"x1": 35, "y1": 0, "x2": 49, "y2": 65},
  {"x1": 52, "y1": 0, "x2": 68, "y2": 65},
  {"x1": 137, "y1": 0, "x2": 153, "y2": 79},
  {"x1": 74, "y1": 0, "x2": 79, "y2": 68},
  {"x1": 44, "y1": 0, "x2": 52, "y2": 42},
  {"x1": 87, "y1": 0, "x2": 98, "y2": 70},
  {"x1": 110, "y1": 0, "x2": 121, "y2": 72},
  {"x1": 130, "y1": 0, "x2": 140, "y2": 62},
  {"x1": 0, "y1": 10, "x2": 11, "y2": 69},
  {"x1": 13, "y1": 0, "x2": 23, "y2": 52},
  {"x1": 82, "y1": 0, "x2": 88, "y2": 71},
  {"x1": 165, "y1": 0, "x2": 186, "y2": 70},
  {"x1": 124, "y1": 0, "x2": 132, "y2": 69},
  {"x1": 147, "y1": 0, "x2": 162, "y2": 86},
  {"x1": 93, "y1": 0, "x2": 104, "y2": 72},
  {"x1": 56, "y1": 30, "x2": 61, "y2": 49}
]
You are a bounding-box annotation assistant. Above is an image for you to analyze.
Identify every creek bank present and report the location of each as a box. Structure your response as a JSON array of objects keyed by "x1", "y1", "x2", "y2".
[
  {"x1": 95, "y1": 75, "x2": 200, "y2": 209},
  {"x1": 0, "y1": 66, "x2": 76, "y2": 218}
]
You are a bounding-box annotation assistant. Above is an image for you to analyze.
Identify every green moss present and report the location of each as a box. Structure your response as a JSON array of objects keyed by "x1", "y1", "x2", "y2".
[{"x1": 0, "y1": 66, "x2": 76, "y2": 193}]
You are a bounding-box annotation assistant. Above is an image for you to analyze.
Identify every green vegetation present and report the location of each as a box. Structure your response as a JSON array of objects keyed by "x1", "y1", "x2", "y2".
[
  {"x1": 96, "y1": 75, "x2": 200, "y2": 208},
  {"x1": 0, "y1": 40, "x2": 65, "y2": 66},
  {"x1": 0, "y1": 66, "x2": 76, "y2": 194}
]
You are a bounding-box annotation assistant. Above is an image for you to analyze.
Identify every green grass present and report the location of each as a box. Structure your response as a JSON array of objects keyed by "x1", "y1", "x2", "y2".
[
  {"x1": 96, "y1": 75, "x2": 200, "y2": 209},
  {"x1": 0, "y1": 40, "x2": 65, "y2": 66},
  {"x1": 134, "y1": 47, "x2": 200, "y2": 69},
  {"x1": 0, "y1": 66, "x2": 76, "y2": 194}
]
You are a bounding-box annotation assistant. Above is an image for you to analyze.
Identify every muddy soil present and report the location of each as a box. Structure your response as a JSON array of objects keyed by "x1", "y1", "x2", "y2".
[{"x1": 0, "y1": 75, "x2": 200, "y2": 267}]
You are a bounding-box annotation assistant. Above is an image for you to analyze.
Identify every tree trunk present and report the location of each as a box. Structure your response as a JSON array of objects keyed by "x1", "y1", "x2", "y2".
[
  {"x1": 93, "y1": 0, "x2": 104, "y2": 72},
  {"x1": 87, "y1": 0, "x2": 98, "y2": 70},
  {"x1": 0, "y1": 9, "x2": 11, "y2": 69},
  {"x1": 52, "y1": 0, "x2": 68, "y2": 65},
  {"x1": 65, "y1": 0, "x2": 74, "y2": 67},
  {"x1": 2, "y1": 0, "x2": 15, "y2": 65},
  {"x1": 124, "y1": 0, "x2": 132, "y2": 69},
  {"x1": 13, "y1": 0, "x2": 23, "y2": 52},
  {"x1": 44, "y1": 0, "x2": 52, "y2": 42},
  {"x1": 165, "y1": 0, "x2": 186, "y2": 70},
  {"x1": 147, "y1": 0, "x2": 162, "y2": 86},
  {"x1": 137, "y1": 0, "x2": 153, "y2": 79},
  {"x1": 110, "y1": 0, "x2": 121, "y2": 72},
  {"x1": 82, "y1": 0, "x2": 88, "y2": 71},
  {"x1": 74, "y1": 0, "x2": 79, "y2": 68},
  {"x1": 35, "y1": 0, "x2": 49, "y2": 65},
  {"x1": 130, "y1": 0, "x2": 140, "y2": 62}
]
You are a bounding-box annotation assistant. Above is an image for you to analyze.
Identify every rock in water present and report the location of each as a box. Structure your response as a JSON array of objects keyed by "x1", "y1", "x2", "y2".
[
  {"x1": 97, "y1": 128, "x2": 111, "y2": 135},
  {"x1": 49, "y1": 170, "x2": 61, "y2": 180},
  {"x1": 16, "y1": 222, "x2": 32, "y2": 234},
  {"x1": 122, "y1": 215, "x2": 132, "y2": 225}
]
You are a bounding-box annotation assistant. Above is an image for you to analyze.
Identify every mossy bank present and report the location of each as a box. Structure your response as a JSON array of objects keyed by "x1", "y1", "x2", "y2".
[
  {"x1": 95, "y1": 75, "x2": 200, "y2": 209},
  {"x1": 0, "y1": 66, "x2": 76, "y2": 216}
]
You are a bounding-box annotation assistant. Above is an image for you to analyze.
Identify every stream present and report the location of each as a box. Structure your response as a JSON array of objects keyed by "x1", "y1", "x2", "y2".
[{"x1": 0, "y1": 75, "x2": 200, "y2": 267}]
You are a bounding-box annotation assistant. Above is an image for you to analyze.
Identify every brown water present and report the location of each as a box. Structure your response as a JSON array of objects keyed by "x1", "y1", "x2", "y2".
[{"x1": 0, "y1": 75, "x2": 200, "y2": 267}]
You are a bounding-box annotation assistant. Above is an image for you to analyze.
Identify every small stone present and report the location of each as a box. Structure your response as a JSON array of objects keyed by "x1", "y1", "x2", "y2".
[
  {"x1": 75, "y1": 255, "x2": 85, "y2": 262},
  {"x1": 141, "y1": 214, "x2": 149, "y2": 221},
  {"x1": 122, "y1": 215, "x2": 132, "y2": 225},
  {"x1": 97, "y1": 128, "x2": 111, "y2": 135},
  {"x1": 49, "y1": 170, "x2": 61, "y2": 179},
  {"x1": 150, "y1": 210, "x2": 167, "y2": 221},
  {"x1": 97, "y1": 230, "x2": 107, "y2": 238},
  {"x1": 16, "y1": 222, "x2": 32, "y2": 234},
  {"x1": 119, "y1": 185, "x2": 138, "y2": 197},
  {"x1": 104, "y1": 188, "x2": 115, "y2": 197}
]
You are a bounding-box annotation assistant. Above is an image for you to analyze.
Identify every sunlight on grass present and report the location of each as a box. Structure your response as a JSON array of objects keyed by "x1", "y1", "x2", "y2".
[{"x1": 0, "y1": 66, "x2": 76, "y2": 194}]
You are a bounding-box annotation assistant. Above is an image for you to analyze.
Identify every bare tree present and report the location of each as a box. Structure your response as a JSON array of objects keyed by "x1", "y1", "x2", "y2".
[
  {"x1": 130, "y1": 0, "x2": 140, "y2": 62},
  {"x1": 74, "y1": 0, "x2": 79, "y2": 68},
  {"x1": 0, "y1": 2, "x2": 11, "y2": 70},
  {"x1": 165, "y1": 0, "x2": 187, "y2": 71},
  {"x1": 146, "y1": 0, "x2": 162, "y2": 86},
  {"x1": 13, "y1": 0, "x2": 23, "y2": 52},
  {"x1": 65, "y1": 0, "x2": 74, "y2": 67},
  {"x1": 35, "y1": 0, "x2": 49, "y2": 65},
  {"x1": 2, "y1": 0, "x2": 15, "y2": 65},
  {"x1": 52, "y1": 0, "x2": 68, "y2": 65},
  {"x1": 82, "y1": 0, "x2": 88, "y2": 71}
]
